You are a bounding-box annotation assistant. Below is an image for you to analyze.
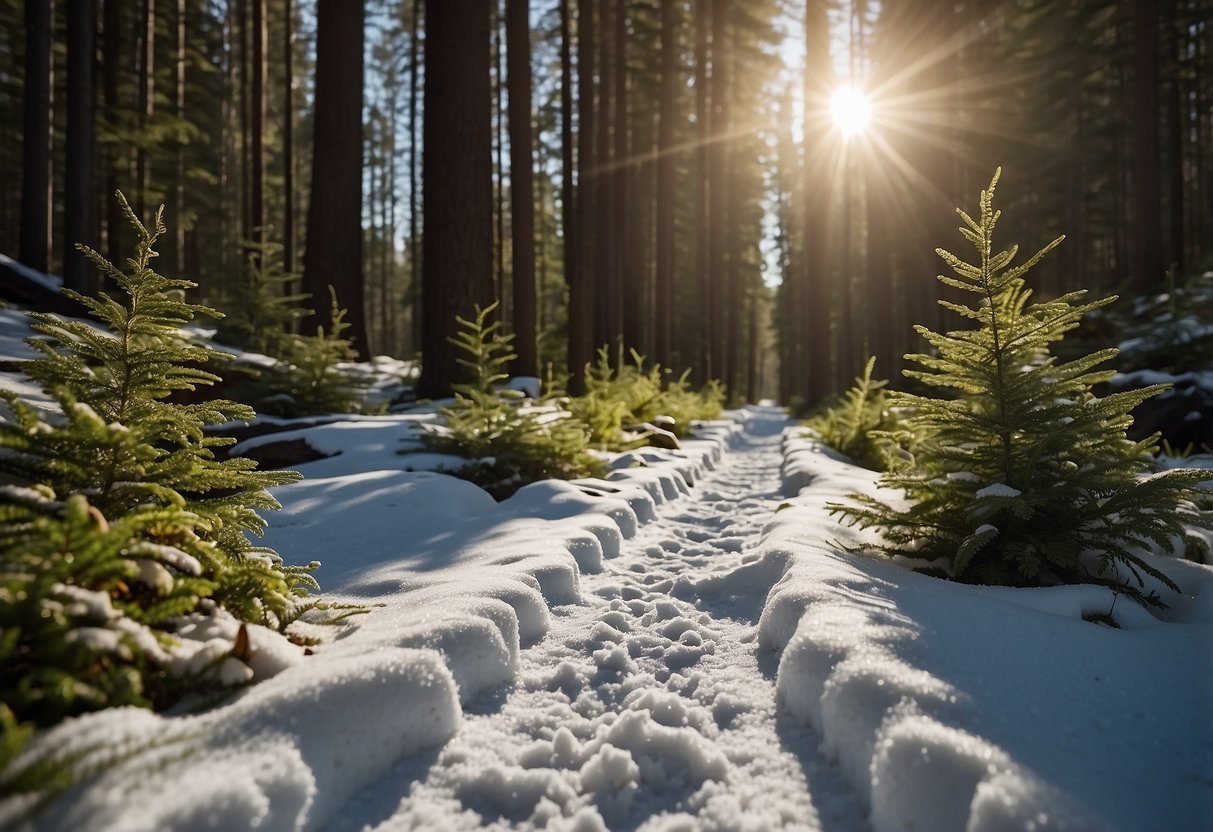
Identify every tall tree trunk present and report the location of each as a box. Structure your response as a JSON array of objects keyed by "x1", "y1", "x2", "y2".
[
  {"x1": 537, "y1": 167, "x2": 549, "y2": 337},
  {"x1": 1064, "y1": 41, "x2": 1088, "y2": 301},
  {"x1": 136, "y1": 0, "x2": 155, "y2": 217},
  {"x1": 693, "y1": 0, "x2": 709, "y2": 382},
  {"x1": 722, "y1": 4, "x2": 741, "y2": 395},
  {"x1": 804, "y1": 0, "x2": 832, "y2": 404},
  {"x1": 742, "y1": 280, "x2": 752, "y2": 405},
  {"x1": 707, "y1": 0, "x2": 727, "y2": 385},
  {"x1": 250, "y1": 0, "x2": 266, "y2": 245},
  {"x1": 1197, "y1": 0, "x2": 1212, "y2": 256},
  {"x1": 20, "y1": 0, "x2": 52, "y2": 275},
  {"x1": 594, "y1": 0, "x2": 617, "y2": 356},
  {"x1": 418, "y1": 0, "x2": 493, "y2": 398},
  {"x1": 1132, "y1": 0, "x2": 1163, "y2": 288},
  {"x1": 864, "y1": 143, "x2": 895, "y2": 381},
  {"x1": 303, "y1": 0, "x2": 367, "y2": 355},
  {"x1": 371, "y1": 122, "x2": 388, "y2": 354},
  {"x1": 493, "y1": 6, "x2": 507, "y2": 316},
  {"x1": 220, "y1": 2, "x2": 237, "y2": 280},
  {"x1": 366, "y1": 125, "x2": 379, "y2": 350},
  {"x1": 103, "y1": 0, "x2": 123, "y2": 269},
  {"x1": 64, "y1": 0, "x2": 97, "y2": 294},
  {"x1": 408, "y1": 0, "x2": 422, "y2": 352},
  {"x1": 653, "y1": 0, "x2": 675, "y2": 369},
  {"x1": 174, "y1": 0, "x2": 185, "y2": 273},
  {"x1": 615, "y1": 0, "x2": 638, "y2": 355},
  {"x1": 507, "y1": 0, "x2": 537, "y2": 377},
  {"x1": 559, "y1": 0, "x2": 577, "y2": 379},
  {"x1": 569, "y1": 0, "x2": 596, "y2": 391},
  {"x1": 283, "y1": 0, "x2": 295, "y2": 273},
  {"x1": 1167, "y1": 55, "x2": 1185, "y2": 272},
  {"x1": 387, "y1": 88, "x2": 400, "y2": 354},
  {"x1": 238, "y1": 0, "x2": 250, "y2": 239}
]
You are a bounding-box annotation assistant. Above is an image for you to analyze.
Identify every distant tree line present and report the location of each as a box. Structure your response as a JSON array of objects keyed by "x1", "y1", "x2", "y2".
[
  {"x1": 776, "y1": 0, "x2": 1213, "y2": 406},
  {"x1": 3, "y1": 0, "x2": 1211, "y2": 405}
]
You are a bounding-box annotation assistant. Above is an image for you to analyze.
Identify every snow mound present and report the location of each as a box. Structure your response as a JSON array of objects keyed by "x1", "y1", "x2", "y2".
[
  {"x1": 17, "y1": 648, "x2": 460, "y2": 832},
  {"x1": 754, "y1": 430, "x2": 1213, "y2": 832},
  {"x1": 1, "y1": 399, "x2": 745, "y2": 830}
]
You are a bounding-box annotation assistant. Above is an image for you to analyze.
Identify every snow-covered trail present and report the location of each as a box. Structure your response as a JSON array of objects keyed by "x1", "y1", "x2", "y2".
[{"x1": 329, "y1": 408, "x2": 867, "y2": 832}]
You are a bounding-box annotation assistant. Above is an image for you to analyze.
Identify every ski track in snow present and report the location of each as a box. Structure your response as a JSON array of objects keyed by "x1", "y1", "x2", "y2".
[{"x1": 327, "y1": 409, "x2": 867, "y2": 832}]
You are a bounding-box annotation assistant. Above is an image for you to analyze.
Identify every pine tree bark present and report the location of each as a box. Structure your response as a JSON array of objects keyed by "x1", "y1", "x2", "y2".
[
  {"x1": 20, "y1": 0, "x2": 52, "y2": 275},
  {"x1": 864, "y1": 144, "x2": 895, "y2": 382},
  {"x1": 1167, "y1": 56, "x2": 1185, "y2": 272},
  {"x1": 136, "y1": 0, "x2": 155, "y2": 218},
  {"x1": 302, "y1": 0, "x2": 368, "y2": 356},
  {"x1": 707, "y1": 0, "x2": 727, "y2": 385},
  {"x1": 103, "y1": 0, "x2": 123, "y2": 268},
  {"x1": 418, "y1": 0, "x2": 493, "y2": 398},
  {"x1": 653, "y1": 0, "x2": 676, "y2": 369},
  {"x1": 174, "y1": 0, "x2": 186, "y2": 274},
  {"x1": 722, "y1": 4, "x2": 742, "y2": 395},
  {"x1": 283, "y1": 0, "x2": 295, "y2": 273},
  {"x1": 64, "y1": 0, "x2": 97, "y2": 295},
  {"x1": 386, "y1": 82, "x2": 400, "y2": 354},
  {"x1": 493, "y1": 11, "x2": 507, "y2": 316},
  {"x1": 237, "y1": 0, "x2": 250, "y2": 240},
  {"x1": 1132, "y1": 0, "x2": 1163, "y2": 288},
  {"x1": 506, "y1": 0, "x2": 537, "y2": 378},
  {"x1": 693, "y1": 0, "x2": 710, "y2": 382},
  {"x1": 804, "y1": 0, "x2": 832, "y2": 404},
  {"x1": 594, "y1": 0, "x2": 618, "y2": 356},
  {"x1": 569, "y1": 0, "x2": 597, "y2": 392},
  {"x1": 408, "y1": 0, "x2": 422, "y2": 352},
  {"x1": 1197, "y1": 0, "x2": 1212, "y2": 256},
  {"x1": 250, "y1": 0, "x2": 266, "y2": 245},
  {"x1": 615, "y1": 0, "x2": 639, "y2": 355},
  {"x1": 220, "y1": 1, "x2": 237, "y2": 278},
  {"x1": 559, "y1": 0, "x2": 578, "y2": 379}
]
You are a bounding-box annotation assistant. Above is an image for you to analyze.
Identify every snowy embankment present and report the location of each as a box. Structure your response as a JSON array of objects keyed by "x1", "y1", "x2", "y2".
[
  {"x1": 758, "y1": 431, "x2": 1213, "y2": 832},
  {"x1": 6, "y1": 395, "x2": 1212, "y2": 831},
  {"x1": 6, "y1": 407, "x2": 743, "y2": 831}
]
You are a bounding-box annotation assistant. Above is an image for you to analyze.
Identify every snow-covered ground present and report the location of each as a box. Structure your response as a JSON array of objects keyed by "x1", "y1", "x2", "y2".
[{"x1": 2, "y1": 306, "x2": 1212, "y2": 831}]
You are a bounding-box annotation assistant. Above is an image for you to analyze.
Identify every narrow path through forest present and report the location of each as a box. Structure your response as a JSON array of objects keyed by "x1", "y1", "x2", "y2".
[{"x1": 328, "y1": 408, "x2": 868, "y2": 832}]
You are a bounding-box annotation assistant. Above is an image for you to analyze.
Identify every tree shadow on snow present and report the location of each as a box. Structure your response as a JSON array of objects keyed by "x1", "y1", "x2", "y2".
[
  {"x1": 321, "y1": 746, "x2": 446, "y2": 832},
  {"x1": 773, "y1": 706, "x2": 870, "y2": 830}
]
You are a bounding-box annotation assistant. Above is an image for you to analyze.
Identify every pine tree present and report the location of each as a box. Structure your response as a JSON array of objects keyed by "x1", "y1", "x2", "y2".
[
  {"x1": 1, "y1": 488, "x2": 221, "y2": 726},
  {"x1": 806, "y1": 356, "x2": 901, "y2": 472},
  {"x1": 216, "y1": 237, "x2": 310, "y2": 356},
  {"x1": 834, "y1": 170, "x2": 1211, "y2": 606},
  {"x1": 0, "y1": 194, "x2": 325, "y2": 782},
  {"x1": 263, "y1": 286, "x2": 367, "y2": 417},
  {"x1": 566, "y1": 347, "x2": 725, "y2": 450},
  {"x1": 420, "y1": 302, "x2": 600, "y2": 496},
  {"x1": 1, "y1": 194, "x2": 303, "y2": 594},
  {"x1": 0, "y1": 192, "x2": 315, "y2": 632}
]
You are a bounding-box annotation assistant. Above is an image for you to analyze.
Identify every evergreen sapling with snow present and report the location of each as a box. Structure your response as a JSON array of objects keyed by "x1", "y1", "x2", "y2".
[
  {"x1": 215, "y1": 237, "x2": 310, "y2": 357},
  {"x1": 833, "y1": 170, "x2": 1211, "y2": 606},
  {"x1": 260, "y1": 286, "x2": 368, "y2": 416},
  {"x1": 421, "y1": 302, "x2": 601, "y2": 494},
  {"x1": 215, "y1": 239, "x2": 367, "y2": 417},
  {"x1": 806, "y1": 356, "x2": 902, "y2": 472},
  {"x1": 0, "y1": 193, "x2": 317, "y2": 739},
  {"x1": 566, "y1": 347, "x2": 725, "y2": 450}
]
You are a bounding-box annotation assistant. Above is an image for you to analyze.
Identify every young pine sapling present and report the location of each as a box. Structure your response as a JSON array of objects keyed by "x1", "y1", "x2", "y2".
[{"x1": 833, "y1": 170, "x2": 1211, "y2": 606}]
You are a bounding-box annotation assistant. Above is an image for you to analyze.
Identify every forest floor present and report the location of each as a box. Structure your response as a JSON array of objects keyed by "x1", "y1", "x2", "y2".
[
  {"x1": 324, "y1": 407, "x2": 869, "y2": 831},
  {"x1": 2, "y1": 295, "x2": 1210, "y2": 831}
]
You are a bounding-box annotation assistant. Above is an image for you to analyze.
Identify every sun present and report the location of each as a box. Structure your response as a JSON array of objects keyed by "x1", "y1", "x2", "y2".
[{"x1": 829, "y1": 86, "x2": 872, "y2": 138}]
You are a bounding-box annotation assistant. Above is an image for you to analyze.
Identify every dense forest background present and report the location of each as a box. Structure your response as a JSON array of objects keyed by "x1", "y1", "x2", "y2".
[{"x1": 1, "y1": 0, "x2": 1211, "y2": 404}]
